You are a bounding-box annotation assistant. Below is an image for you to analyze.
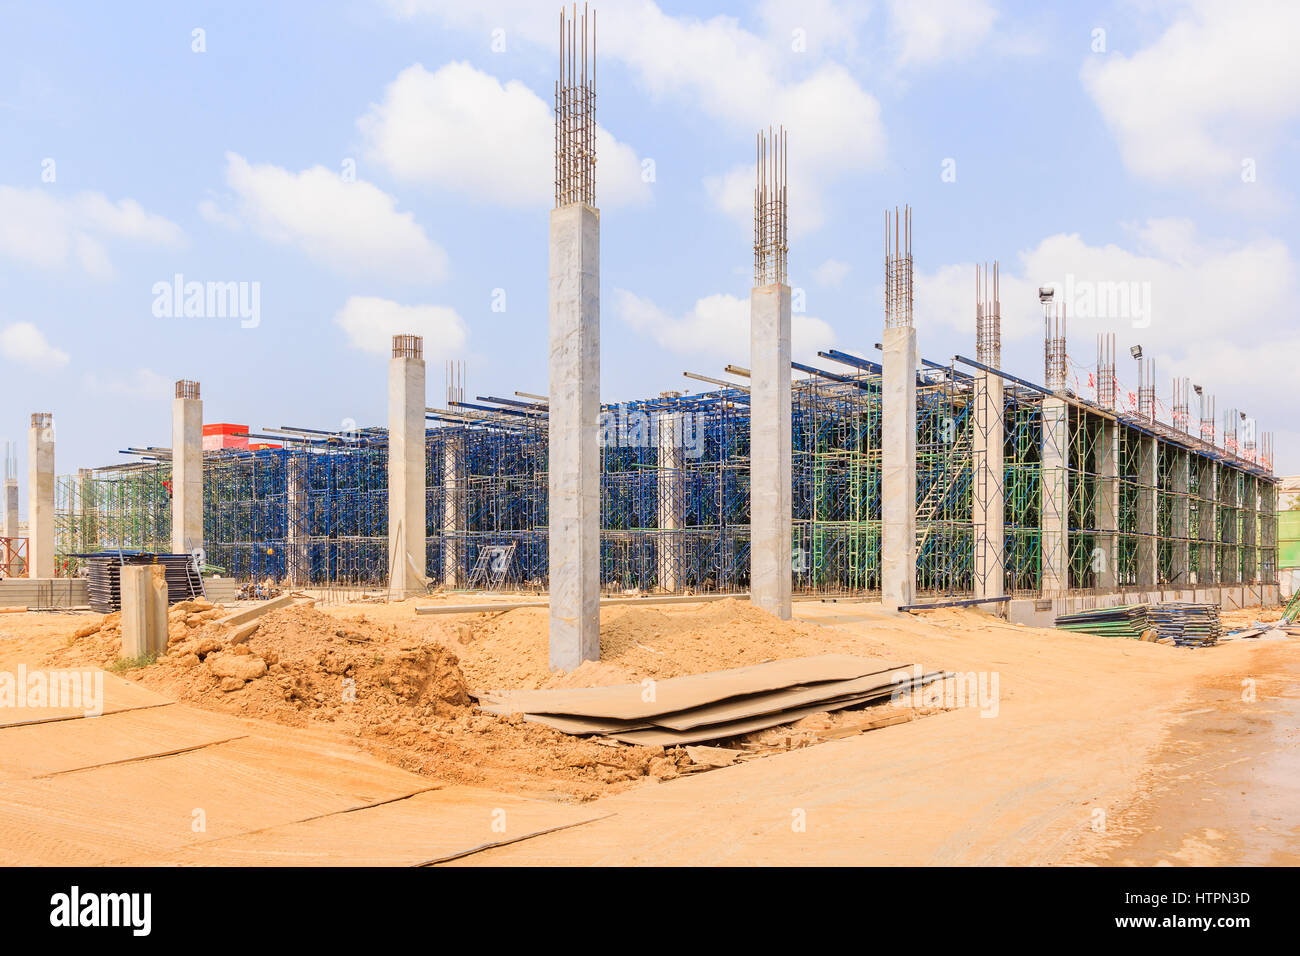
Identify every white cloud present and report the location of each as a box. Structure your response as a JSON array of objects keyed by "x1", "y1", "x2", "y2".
[
  {"x1": 84, "y1": 367, "x2": 171, "y2": 399},
  {"x1": 1082, "y1": 0, "x2": 1300, "y2": 187},
  {"x1": 208, "y1": 153, "x2": 448, "y2": 281},
  {"x1": 0, "y1": 321, "x2": 70, "y2": 368},
  {"x1": 382, "y1": 1, "x2": 886, "y2": 235},
  {"x1": 0, "y1": 187, "x2": 182, "y2": 279},
  {"x1": 615, "y1": 288, "x2": 835, "y2": 363},
  {"x1": 813, "y1": 257, "x2": 851, "y2": 287},
  {"x1": 916, "y1": 219, "x2": 1296, "y2": 440},
  {"x1": 359, "y1": 62, "x2": 650, "y2": 208},
  {"x1": 335, "y1": 295, "x2": 468, "y2": 359},
  {"x1": 887, "y1": 0, "x2": 997, "y2": 67}
]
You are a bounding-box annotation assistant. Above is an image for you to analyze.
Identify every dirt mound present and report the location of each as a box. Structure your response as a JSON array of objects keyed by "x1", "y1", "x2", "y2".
[
  {"x1": 46, "y1": 601, "x2": 678, "y2": 799},
  {"x1": 437, "y1": 597, "x2": 878, "y2": 691}
]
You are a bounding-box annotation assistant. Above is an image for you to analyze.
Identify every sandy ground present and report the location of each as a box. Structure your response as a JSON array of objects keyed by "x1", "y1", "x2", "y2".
[{"x1": 2, "y1": 597, "x2": 1297, "y2": 865}]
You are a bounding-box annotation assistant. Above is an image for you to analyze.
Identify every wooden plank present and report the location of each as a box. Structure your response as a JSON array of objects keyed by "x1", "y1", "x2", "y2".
[
  {"x1": 0, "y1": 670, "x2": 172, "y2": 729},
  {"x1": 647, "y1": 668, "x2": 922, "y2": 731},
  {"x1": 127, "y1": 787, "x2": 608, "y2": 866},
  {"x1": 604, "y1": 691, "x2": 901, "y2": 747},
  {"x1": 473, "y1": 654, "x2": 902, "y2": 721},
  {"x1": 0, "y1": 706, "x2": 253, "y2": 781}
]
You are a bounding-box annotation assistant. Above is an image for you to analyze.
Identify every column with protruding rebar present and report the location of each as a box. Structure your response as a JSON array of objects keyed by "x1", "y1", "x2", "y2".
[
  {"x1": 388, "y1": 336, "x2": 427, "y2": 598},
  {"x1": 881, "y1": 207, "x2": 916, "y2": 610},
  {"x1": 750, "y1": 127, "x2": 792, "y2": 620},
  {"x1": 549, "y1": 4, "x2": 600, "y2": 669}
]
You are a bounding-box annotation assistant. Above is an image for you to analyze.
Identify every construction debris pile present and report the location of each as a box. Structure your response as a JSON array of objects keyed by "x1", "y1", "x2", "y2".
[
  {"x1": 1055, "y1": 602, "x2": 1223, "y2": 647},
  {"x1": 474, "y1": 654, "x2": 946, "y2": 745},
  {"x1": 1224, "y1": 590, "x2": 1300, "y2": 640}
]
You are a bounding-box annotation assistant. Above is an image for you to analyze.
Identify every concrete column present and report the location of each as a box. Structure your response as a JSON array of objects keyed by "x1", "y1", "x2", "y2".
[
  {"x1": 170, "y1": 381, "x2": 203, "y2": 557},
  {"x1": 442, "y1": 434, "x2": 463, "y2": 589},
  {"x1": 881, "y1": 326, "x2": 917, "y2": 610},
  {"x1": 749, "y1": 284, "x2": 793, "y2": 620},
  {"x1": 1241, "y1": 474, "x2": 1258, "y2": 583},
  {"x1": 1136, "y1": 436, "x2": 1158, "y2": 589},
  {"x1": 547, "y1": 202, "x2": 600, "y2": 670},
  {"x1": 286, "y1": 453, "x2": 308, "y2": 586},
  {"x1": 1096, "y1": 419, "x2": 1119, "y2": 589},
  {"x1": 3, "y1": 479, "x2": 17, "y2": 539},
  {"x1": 2, "y1": 477, "x2": 17, "y2": 577},
  {"x1": 121, "y1": 565, "x2": 168, "y2": 658},
  {"x1": 1170, "y1": 448, "x2": 1190, "y2": 587},
  {"x1": 1199, "y1": 458, "x2": 1217, "y2": 585},
  {"x1": 656, "y1": 410, "x2": 685, "y2": 594},
  {"x1": 388, "y1": 336, "x2": 427, "y2": 599},
  {"x1": 972, "y1": 372, "x2": 1005, "y2": 600},
  {"x1": 1040, "y1": 398, "x2": 1069, "y2": 594},
  {"x1": 27, "y1": 413, "x2": 55, "y2": 579}
]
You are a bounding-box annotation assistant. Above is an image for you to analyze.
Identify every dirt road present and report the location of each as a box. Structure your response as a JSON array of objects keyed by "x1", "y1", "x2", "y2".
[{"x1": 2, "y1": 601, "x2": 1295, "y2": 865}]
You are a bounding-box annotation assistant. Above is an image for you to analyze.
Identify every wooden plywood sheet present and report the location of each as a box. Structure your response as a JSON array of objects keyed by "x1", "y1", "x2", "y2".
[
  {"x1": 0, "y1": 669, "x2": 171, "y2": 728},
  {"x1": 130, "y1": 787, "x2": 608, "y2": 866},
  {"x1": 649, "y1": 668, "x2": 922, "y2": 731},
  {"x1": 0, "y1": 705, "x2": 252, "y2": 782},
  {"x1": 605, "y1": 692, "x2": 895, "y2": 746},
  {"x1": 474, "y1": 654, "x2": 903, "y2": 720},
  {"x1": 0, "y1": 735, "x2": 431, "y2": 865}
]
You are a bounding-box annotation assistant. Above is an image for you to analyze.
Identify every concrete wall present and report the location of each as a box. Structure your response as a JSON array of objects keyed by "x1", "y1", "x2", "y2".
[
  {"x1": 547, "y1": 202, "x2": 601, "y2": 670},
  {"x1": 1008, "y1": 584, "x2": 1280, "y2": 628},
  {"x1": 749, "y1": 283, "x2": 792, "y2": 620},
  {"x1": 0, "y1": 577, "x2": 87, "y2": 608}
]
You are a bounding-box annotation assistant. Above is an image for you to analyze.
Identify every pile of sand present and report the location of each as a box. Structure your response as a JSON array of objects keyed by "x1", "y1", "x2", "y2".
[
  {"x1": 46, "y1": 602, "x2": 696, "y2": 798},
  {"x1": 46, "y1": 597, "x2": 931, "y2": 799},
  {"x1": 417, "y1": 597, "x2": 895, "y2": 692}
]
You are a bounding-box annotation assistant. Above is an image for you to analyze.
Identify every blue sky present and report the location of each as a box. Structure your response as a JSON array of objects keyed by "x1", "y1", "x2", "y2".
[{"x1": 2, "y1": 0, "x2": 1297, "y2": 512}]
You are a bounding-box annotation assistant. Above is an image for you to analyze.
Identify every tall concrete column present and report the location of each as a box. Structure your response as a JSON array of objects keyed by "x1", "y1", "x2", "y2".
[
  {"x1": 442, "y1": 434, "x2": 464, "y2": 589},
  {"x1": 171, "y1": 381, "x2": 203, "y2": 557},
  {"x1": 547, "y1": 202, "x2": 600, "y2": 670},
  {"x1": 286, "y1": 452, "x2": 308, "y2": 586},
  {"x1": 1136, "y1": 435, "x2": 1158, "y2": 588},
  {"x1": 656, "y1": 409, "x2": 685, "y2": 594},
  {"x1": 972, "y1": 372, "x2": 1004, "y2": 600},
  {"x1": 1199, "y1": 458, "x2": 1217, "y2": 585},
  {"x1": 388, "y1": 335, "x2": 427, "y2": 599},
  {"x1": 1241, "y1": 474, "x2": 1258, "y2": 584},
  {"x1": 1096, "y1": 419, "x2": 1120, "y2": 589},
  {"x1": 882, "y1": 326, "x2": 917, "y2": 610},
  {"x1": 27, "y1": 413, "x2": 55, "y2": 579},
  {"x1": 1040, "y1": 397, "x2": 1069, "y2": 594},
  {"x1": 3, "y1": 478, "x2": 17, "y2": 539},
  {"x1": 1170, "y1": 448, "x2": 1190, "y2": 587},
  {"x1": 750, "y1": 284, "x2": 793, "y2": 620}
]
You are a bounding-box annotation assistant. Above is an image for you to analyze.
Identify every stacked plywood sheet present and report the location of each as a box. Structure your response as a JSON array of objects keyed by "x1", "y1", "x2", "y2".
[{"x1": 473, "y1": 655, "x2": 946, "y2": 746}]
